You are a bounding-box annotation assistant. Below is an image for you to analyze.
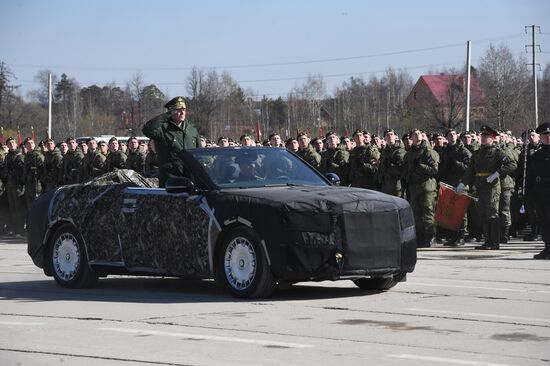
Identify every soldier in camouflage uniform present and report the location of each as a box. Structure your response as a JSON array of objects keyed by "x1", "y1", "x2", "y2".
[
  {"x1": 516, "y1": 129, "x2": 541, "y2": 241},
  {"x1": 0, "y1": 143, "x2": 10, "y2": 233},
  {"x1": 5, "y1": 138, "x2": 26, "y2": 235},
  {"x1": 125, "y1": 136, "x2": 147, "y2": 175},
  {"x1": 497, "y1": 131, "x2": 518, "y2": 243},
  {"x1": 60, "y1": 137, "x2": 85, "y2": 185},
  {"x1": 296, "y1": 132, "x2": 321, "y2": 170},
  {"x1": 377, "y1": 128, "x2": 406, "y2": 197},
  {"x1": 22, "y1": 138, "x2": 44, "y2": 211},
  {"x1": 106, "y1": 137, "x2": 127, "y2": 172},
  {"x1": 320, "y1": 131, "x2": 350, "y2": 186},
  {"x1": 142, "y1": 96, "x2": 200, "y2": 187},
  {"x1": 144, "y1": 139, "x2": 159, "y2": 178},
  {"x1": 349, "y1": 130, "x2": 379, "y2": 189},
  {"x1": 458, "y1": 125, "x2": 516, "y2": 250},
  {"x1": 460, "y1": 131, "x2": 482, "y2": 241},
  {"x1": 88, "y1": 140, "x2": 108, "y2": 179},
  {"x1": 403, "y1": 129, "x2": 439, "y2": 247},
  {"x1": 438, "y1": 129, "x2": 472, "y2": 245},
  {"x1": 42, "y1": 138, "x2": 64, "y2": 192},
  {"x1": 81, "y1": 137, "x2": 98, "y2": 182}
]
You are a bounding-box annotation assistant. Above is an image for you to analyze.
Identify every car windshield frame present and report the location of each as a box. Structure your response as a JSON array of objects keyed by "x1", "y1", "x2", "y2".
[{"x1": 186, "y1": 147, "x2": 330, "y2": 189}]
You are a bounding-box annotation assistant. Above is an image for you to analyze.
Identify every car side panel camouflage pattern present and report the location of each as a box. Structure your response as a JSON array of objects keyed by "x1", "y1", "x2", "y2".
[
  {"x1": 48, "y1": 170, "x2": 211, "y2": 276},
  {"x1": 119, "y1": 189, "x2": 210, "y2": 276}
]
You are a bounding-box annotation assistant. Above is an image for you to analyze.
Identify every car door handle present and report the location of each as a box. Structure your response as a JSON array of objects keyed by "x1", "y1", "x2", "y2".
[{"x1": 121, "y1": 198, "x2": 137, "y2": 213}]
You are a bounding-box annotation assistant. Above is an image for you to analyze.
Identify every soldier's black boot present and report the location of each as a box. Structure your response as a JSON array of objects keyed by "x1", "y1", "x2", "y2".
[
  {"x1": 524, "y1": 224, "x2": 539, "y2": 241},
  {"x1": 533, "y1": 246, "x2": 550, "y2": 259},
  {"x1": 500, "y1": 226, "x2": 510, "y2": 244},
  {"x1": 476, "y1": 220, "x2": 500, "y2": 250},
  {"x1": 445, "y1": 231, "x2": 465, "y2": 247}
]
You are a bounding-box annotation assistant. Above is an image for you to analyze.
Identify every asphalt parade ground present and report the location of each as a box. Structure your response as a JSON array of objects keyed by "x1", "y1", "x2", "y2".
[{"x1": 0, "y1": 234, "x2": 549, "y2": 366}]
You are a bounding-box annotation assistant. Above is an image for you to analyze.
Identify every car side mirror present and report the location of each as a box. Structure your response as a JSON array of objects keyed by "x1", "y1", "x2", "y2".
[
  {"x1": 325, "y1": 173, "x2": 341, "y2": 186},
  {"x1": 165, "y1": 177, "x2": 196, "y2": 194}
]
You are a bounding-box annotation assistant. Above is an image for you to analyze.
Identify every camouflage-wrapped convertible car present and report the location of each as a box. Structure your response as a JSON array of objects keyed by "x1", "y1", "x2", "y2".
[{"x1": 27, "y1": 147, "x2": 416, "y2": 298}]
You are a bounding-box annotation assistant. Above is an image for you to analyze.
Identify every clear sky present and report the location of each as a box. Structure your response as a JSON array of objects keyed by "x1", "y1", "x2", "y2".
[{"x1": 1, "y1": 0, "x2": 549, "y2": 100}]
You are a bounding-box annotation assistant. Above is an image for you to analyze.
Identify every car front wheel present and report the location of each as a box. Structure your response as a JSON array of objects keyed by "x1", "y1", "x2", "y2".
[
  {"x1": 49, "y1": 224, "x2": 97, "y2": 288},
  {"x1": 217, "y1": 227, "x2": 275, "y2": 299}
]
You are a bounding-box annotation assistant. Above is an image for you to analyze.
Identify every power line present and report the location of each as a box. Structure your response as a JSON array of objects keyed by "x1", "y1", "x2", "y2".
[{"x1": 7, "y1": 34, "x2": 525, "y2": 72}]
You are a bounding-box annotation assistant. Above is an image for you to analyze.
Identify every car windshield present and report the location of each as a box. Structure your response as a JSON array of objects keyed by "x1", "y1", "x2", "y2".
[{"x1": 189, "y1": 147, "x2": 328, "y2": 188}]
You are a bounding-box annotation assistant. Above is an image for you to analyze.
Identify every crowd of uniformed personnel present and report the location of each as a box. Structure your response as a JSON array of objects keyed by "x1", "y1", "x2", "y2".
[{"x1": 2, "y1": 98, "x2": 549, "y2": 259}]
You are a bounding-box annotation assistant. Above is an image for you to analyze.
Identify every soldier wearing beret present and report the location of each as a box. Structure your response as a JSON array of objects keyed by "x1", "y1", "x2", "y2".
[
  {"x1": 296, "y1": 132, "x2": 322, "y2": 170},
  {"x1": 22, "y1": 137, "x2": 44, "y2": 211},
  {"x1": 4, "y1": 137, "x2": 26, "y2": 235},
  {"x1": 403, "y1": 128, "x2": 440, "y2": 247},
  {"x1": 516, "y1": 128, "x2": 541, "y2": 241},
  {"x1": 42, "y1": 138, "x2": 63, "y2": 192},
  {"x1": 458, "y1": 125, "x2": 516, "y2": 250},
  {"x1": 527, "y1": 122, "x2": 550, "y2": 259},
  {"x1": 142, "y1": 96, "x2": 200, "y2": 187},
  {"x1": 106, "y1": 137, "x2": 127, "y2": 172},
  {"x1": 60, "y1": 137, "x2": 85, "y2": 185}
]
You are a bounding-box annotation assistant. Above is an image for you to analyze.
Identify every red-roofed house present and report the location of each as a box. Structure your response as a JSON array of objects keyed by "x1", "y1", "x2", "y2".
[{"x1": 406, "y1": 74, "x2": 486, "y2": 128}]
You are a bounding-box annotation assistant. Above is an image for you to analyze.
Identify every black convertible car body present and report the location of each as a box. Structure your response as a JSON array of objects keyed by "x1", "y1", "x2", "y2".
[{"x1": 27, "y1": 147, "x2": 416, "y2": 298}]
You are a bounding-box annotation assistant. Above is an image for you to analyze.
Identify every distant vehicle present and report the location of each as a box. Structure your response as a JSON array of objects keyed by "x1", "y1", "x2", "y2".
[
  {"x1": 27, "y1": 147, "x2": 417, "y2": 298},
  {"x1": 75, "y1": 135, "x2": 149, "y2": 145}
]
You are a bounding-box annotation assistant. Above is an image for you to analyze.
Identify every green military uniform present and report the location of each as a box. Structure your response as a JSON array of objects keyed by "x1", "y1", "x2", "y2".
[
  {"x1": 348, "y1": 143, "x2": 380, "y2": 189},
  {"x1": 144, "y1": 150, "x2": 159, "y2": 178},
  {"x1": 320, "y1": 147, "x2": 350, "y2": 186},
  {"x1": 23, "y1": 148, "x2": 44, "y2": 210},
  {"x1": 106, "y1": 150, "x2": 127, "y2": 172},
  {"x1": 377, "y1": 141, "x2": 406, "y2": 197},
  {"x1": 89, "y1": 150, "x2": 108, "y2": 178},
  {"x1": 5, "y1": 146, "x2": 26, "y2": 235},
  {"x1": 403, "y1": 139, "x2": 439, "y2": 247},
  {"x1": 461, "y1": 126, "x2": 516, "y2": 249},
  {"x1": 498, "y1": 141, "x2": 518, "y2": 243},
  {"x1": 296, "y1": 145, "x2": 322, "y2": 171},
  {"x1": 516, "y1": 140, "x2": 541, "y2": 240},
  {"x1": 126, "y1": 149, "x2": 147, "y2": 175},
  {"x1": 142, "y1": 96, "x2": 200, "y2": 187},
  {"x1": 0, "y1": 148, "x2": 10, "y2": 233},
  {"x1": 61, "y1": 149, "x2": 85, "y2": 185},
  {"x1": 43, "y1": 148, "x2": 63, "y2": 192}
]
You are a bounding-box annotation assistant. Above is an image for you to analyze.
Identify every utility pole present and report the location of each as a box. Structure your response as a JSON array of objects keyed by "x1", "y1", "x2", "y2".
[
  {"x1": 525, "y1": 25, "x2": 541, "y2": 128},
  {"x1": 48, "y1": 73, "x2": 52, "y2": 138},
  {"x1": 465, "y1": 40, "x2": 472, "y2": 131}
]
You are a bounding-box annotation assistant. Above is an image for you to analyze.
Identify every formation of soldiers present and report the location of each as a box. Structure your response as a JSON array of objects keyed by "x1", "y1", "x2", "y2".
[
  {"x1": 2, "y1": 120, "x2": 549, "y2": 259},
  {"x1": 0, "y1": 135, "x2": 159, "y2": 235}
]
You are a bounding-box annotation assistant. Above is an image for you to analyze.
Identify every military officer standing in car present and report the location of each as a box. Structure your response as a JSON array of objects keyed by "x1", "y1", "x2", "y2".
[
  {"x1": 142, "y1": 96, "x2": 200, "y2": 187},
  {"x1": 527, "y1": 122, "x2": 550, "y2": 259},
  {"x1": 22, "y1": 137, "x2": 44, "y2": 210},
  {"x1": 458, "y1": 125, "x2": 516, "y2": 250}
]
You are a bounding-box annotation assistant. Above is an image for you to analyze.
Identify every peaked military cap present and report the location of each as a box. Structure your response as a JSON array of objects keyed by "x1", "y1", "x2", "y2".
[
  {"x1": 296, "y1": 132, "x2": 308, "y2": 138},
  {"x1": 480, "y1": 125, "x2": 498, "y2": 137},
  {"x1": 5, "y1": 137, "x2": 14, "y2": 143},
  {"x1": 325, "y1": 131, "x2": 337, "y2": 139},
  {"x1": 536, "y1": 122, "x2": 550, "y2": 135},
  {"x1": 383, "y1": 128, "x2": 395, "y2": 136},
  {"x1": 108, "y1": 136, "x2": 118, "y2": 143},
  {"x1": 164, "y1": 96, "x2": 186, "y2": 110},
  {"x1": 23, "y1": 137, "x2": 33, "y2": 144},
  {"x1": 352, "y1": 129, "x2": 364, "y2": 137},
  {"x1": 445, "y1": 128, "x2": 456, "y2": 137},
  {"x1": 66, "y1": 137, "x2": 76, "y2": 143}
]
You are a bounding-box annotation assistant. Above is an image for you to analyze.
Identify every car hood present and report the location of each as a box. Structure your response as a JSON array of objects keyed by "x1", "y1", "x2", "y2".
[{"x1": 220, "y1": 185, "x2": 409, "y2": 214}]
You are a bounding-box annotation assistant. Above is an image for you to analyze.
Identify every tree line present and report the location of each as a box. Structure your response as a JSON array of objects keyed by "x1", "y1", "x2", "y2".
[{"x1": 1, "y1": 43, "x2": 549, "y2": 142}]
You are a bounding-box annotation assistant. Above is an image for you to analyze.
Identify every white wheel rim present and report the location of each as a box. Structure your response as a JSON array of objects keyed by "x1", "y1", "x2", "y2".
[
  {"x1": 53, "y1": 233, "x2": 81, "y2": 282},
  {"x1": 224, "y1": 236, "x2": 257, "y2": 291}
]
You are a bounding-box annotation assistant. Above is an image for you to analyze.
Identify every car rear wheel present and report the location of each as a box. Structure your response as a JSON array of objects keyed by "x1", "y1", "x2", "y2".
[
  {"x1": 353, "y1": 273, "x2": 405, "y2": 291},
  {"x1": 217, "y1": 227, "x2": 275, "y2": 299},
  {"x1": 49, "y1": 224, "x2": 97, "y2": 288}
]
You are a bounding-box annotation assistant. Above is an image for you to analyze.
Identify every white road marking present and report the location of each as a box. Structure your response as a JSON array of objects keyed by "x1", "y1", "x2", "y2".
[
  {"x1": 0, "y1": 321, "x2": 42, "y2": 326},
  {"x1": 100, "y1": 327, "x2": 314, "y2": 349},
  {"x1": 406, "y1": 308, "x2": 550, "y2": 323},
  {"x1": 390, "y1": 354, "x2": 515, "y2": 366},
  {"x1": 407, "y1": 282, "x2": 532, "y2": 293}
]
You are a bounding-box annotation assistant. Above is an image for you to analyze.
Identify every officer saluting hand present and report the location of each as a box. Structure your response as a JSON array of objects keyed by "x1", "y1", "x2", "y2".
[{"x1": 527, "y1": 122, "x2": 550, "y2": 259}]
